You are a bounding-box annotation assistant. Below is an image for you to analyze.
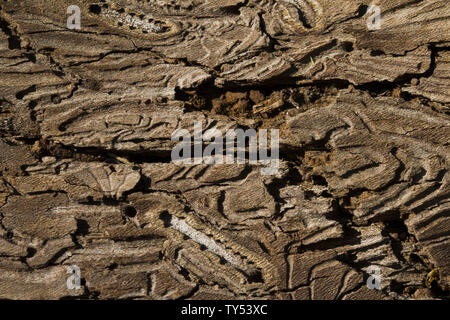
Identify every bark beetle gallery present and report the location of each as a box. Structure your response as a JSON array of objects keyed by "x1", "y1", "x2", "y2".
[{"x1": 0, "y1": 0, "x2": 448, "y2": 300}]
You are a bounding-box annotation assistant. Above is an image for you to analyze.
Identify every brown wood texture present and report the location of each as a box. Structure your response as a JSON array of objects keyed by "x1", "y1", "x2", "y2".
[{"x1": 0, "y1": 0, "x2": 449, "y2": 300}]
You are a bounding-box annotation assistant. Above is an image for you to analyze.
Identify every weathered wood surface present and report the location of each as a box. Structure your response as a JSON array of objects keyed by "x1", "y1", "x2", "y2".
[{"x1": 0, "y1": 0, "x2": 449, "y2": 299}]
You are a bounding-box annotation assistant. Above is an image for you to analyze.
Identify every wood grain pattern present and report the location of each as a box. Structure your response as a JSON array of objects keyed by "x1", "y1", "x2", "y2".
[{"x1": 0, "y1": 0, "x2": 449, "y2": 300}]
